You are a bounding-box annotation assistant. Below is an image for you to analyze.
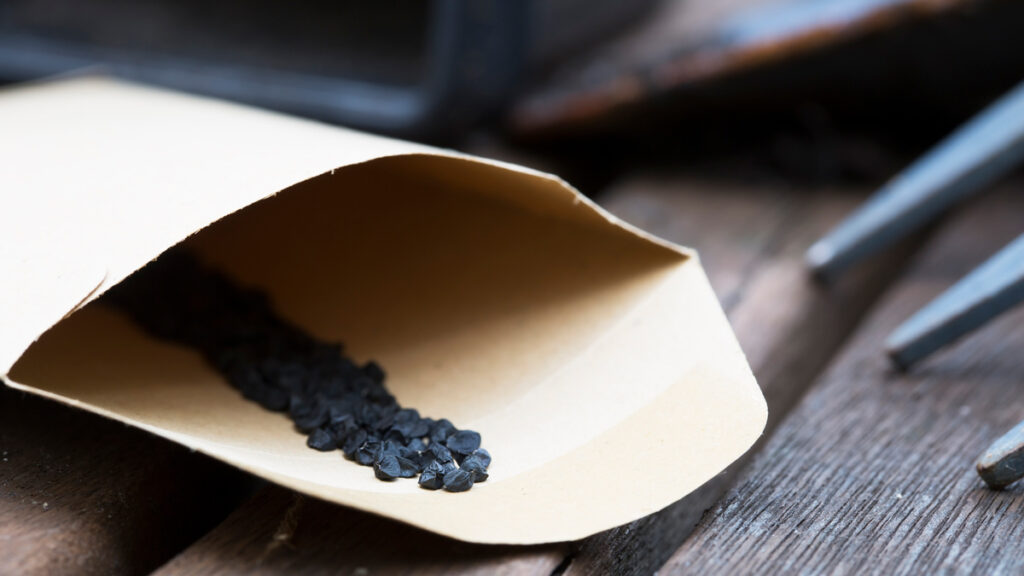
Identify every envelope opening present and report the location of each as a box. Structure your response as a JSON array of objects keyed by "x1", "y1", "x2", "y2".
[
  {"x1": 3, "y1": 77, "x2": 766, "y2": 544},
  {"x1": 10, "y1": 155, "x2": 690, "y2": 484}
]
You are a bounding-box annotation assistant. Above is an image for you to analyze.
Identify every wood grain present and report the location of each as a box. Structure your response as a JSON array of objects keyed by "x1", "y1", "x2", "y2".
[
  {"x1": 562, "y1": 176, "x2": 922, "y2": 576},
  {"x1": 661, "y1": 184, "x2": 1024, "y2": 574},
  {"x1": 154, "y1": 487, "x2": 568, "y2": 576},
  {"x1": 0, "y1": 386, "x2": 249, "y2": 575},
  {"x1": 153, "y1": 176, "x2": 919, "y2": 576}
]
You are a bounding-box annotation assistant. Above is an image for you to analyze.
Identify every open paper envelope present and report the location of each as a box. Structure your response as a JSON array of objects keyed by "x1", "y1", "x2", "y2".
[{"x1": 0, "y1": 77, "x2": 766, "y2": 544}]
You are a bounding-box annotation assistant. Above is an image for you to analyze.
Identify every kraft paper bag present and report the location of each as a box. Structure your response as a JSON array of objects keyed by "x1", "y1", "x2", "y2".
[{"x1": 0, "y1": 77, "x2": 766, "y2": 544}]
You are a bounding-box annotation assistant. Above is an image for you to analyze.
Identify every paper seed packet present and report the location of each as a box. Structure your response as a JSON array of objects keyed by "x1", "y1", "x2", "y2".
[{"x1": 0, "y1": 77, "x2": 766, "y2": 544}]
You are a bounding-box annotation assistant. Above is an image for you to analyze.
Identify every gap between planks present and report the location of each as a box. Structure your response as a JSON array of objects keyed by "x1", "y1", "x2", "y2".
[{"x1": 152, "y1": 174, "x2": 922, "y2": 576}]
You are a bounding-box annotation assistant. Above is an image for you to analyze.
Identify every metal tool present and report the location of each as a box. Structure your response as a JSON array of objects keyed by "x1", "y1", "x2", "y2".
[
  {"x1": 977, "y1": 419, "x2": 1024, "y2": 490},
  {"x1": 806, "y1": 77, "x2": 1024, "y2": 282},
  {"x1": 807, "y1": 78, "x2": 1024, "y2": 368},
  {"x1": 805, "y1": 78, "x2": 1024, "y2": 489},
  {"x1": 885, "y1": 233, "x2": 1024, "y2": 370}
]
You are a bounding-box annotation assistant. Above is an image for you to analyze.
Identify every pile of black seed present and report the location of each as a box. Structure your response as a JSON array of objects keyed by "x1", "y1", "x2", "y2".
[{"x1": 104, "y1": 249, "x2": 490, "y2": 492}]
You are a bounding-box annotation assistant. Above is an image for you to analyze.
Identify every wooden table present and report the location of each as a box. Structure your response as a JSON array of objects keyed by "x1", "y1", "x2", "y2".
[{"x1": 2, "y1": 148, "x2": 1022, "y2": 574}]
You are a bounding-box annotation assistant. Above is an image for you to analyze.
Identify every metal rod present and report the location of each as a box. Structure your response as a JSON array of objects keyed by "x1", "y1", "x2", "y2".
[
  {"x1": 977, "y1": 418, "x2": 1024, "y2": 490},
  {"x1": 886, "y1": 232, "x2": 1024, "y2": 370},
  {"x1": 807, "y1": 78, "x2": 1024, "y2": 281}
]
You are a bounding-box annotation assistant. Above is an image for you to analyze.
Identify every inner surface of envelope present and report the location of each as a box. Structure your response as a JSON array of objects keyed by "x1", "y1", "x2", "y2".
[{"x1": 0, "y1": 77, "x2": 766, "y2": 544}]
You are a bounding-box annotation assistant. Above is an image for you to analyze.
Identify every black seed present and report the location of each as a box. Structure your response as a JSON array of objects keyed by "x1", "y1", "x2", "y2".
[
  {"x1": 352, "y1": 374, "x2": 377, "y2": 394},
  {"x1": 468, "y1": 448, "x2": 491, "y2": 468},
  {"x1": 375, "y1": 453, "x2": 419, "y2": 480},
  {"x1": 418, "y1": 460, "x2": 446, "y2": 490},
  {"x1": 240, "y1": 382, "x2": 289, "y2": 412},
  {"x1": 374, "y1": 412, "x2": 397, "y2": 432},
  {"x1": 275, "y1": 363, "x2": 307, "y2": 392},
  {"x1": 341, "y1": 428, "x2": 367, "y2": 458},
  {"x1": 362, "y1": 361, "x2": 386, "y2": 384},
  {"x1": 460, "y1": 457, "x2": 489, "y2": 482},
  {"x1": 374, "y1": 455, "x2": 401, "y2": 480},
  {"x1": 260, "y1": 387, "x2": 290, "y2": 411},
  {"x1": 418, "y1": 469, "x2": 443, "y2": 490},
  {"x1": 430, "y1": 419, "x2": 456, "y2": 444},
  {"x1": 428, "y1": 443, "x2": 454, "y2": 464},
  {"x1": 442, "y1": 468, "x2": 474, "y2": 492},
  {"x1": 291, "y1": 399, "x2": 328, "y2": 432},
  {"x1": 379, "y1": 440, "x2": 402, "y2": 457},
  {"x1": 366, "y1": 386, "x2": 395, "y2": 405},
  {"x1": 329, "y1": 412, "x2": 357, "y2": 437},
  {"x1": 395, "y1": 456, "x2": 419, "y2": 478},
  {"x1": 307, "y1": 427, "x2": 336, "y2": 451},
  {"x1": 319, "y1": 376, "x2": 346, "y2": 398},
  {"x1": 394, "y1": 409, "x2": 419, "y2": 424},
  {"x1": 397, "y1": 444, "x2": 420, "y2": 460},
  {"x1": 355, "y1": 440, "x2": 382, "y2": 466},
  {"x1": 409, "y1": 419, "x2": 431, "y2": 439},
  {"x1": 355, "y1": 449, "x2": 376, "y2": 467},
  {"x1": 446, "y1": 430, "x2": 481, "y2": 455}
]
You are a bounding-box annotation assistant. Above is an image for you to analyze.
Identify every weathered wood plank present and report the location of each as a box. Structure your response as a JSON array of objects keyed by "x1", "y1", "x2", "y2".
[
  {"x1": 153, "y1": 177, "x2": 916, "y2": 576},
  {"x1": 661, "y1": 184, "x2": 1024, "y2": 574},
  {"x1": 0, "y1": 386, "x2": 249, "y2": 575},
  {"x1": 155, "y1": 487, "x2": 568, "y2": 576},
  {"x1": 562, "y1": 177, "x2": 923, "y2": 576}
]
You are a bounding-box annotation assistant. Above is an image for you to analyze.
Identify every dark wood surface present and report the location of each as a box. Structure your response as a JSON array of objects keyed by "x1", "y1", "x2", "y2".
[
  {"x1": 0, "y1": 386, "x2": 248, "y2": 575},
  {"x1": 662, "y1": 184, "x2": 1024, "y2": 574},
  {"x1": 154, "y1": 486, "x2": 568, "y2": 576}
]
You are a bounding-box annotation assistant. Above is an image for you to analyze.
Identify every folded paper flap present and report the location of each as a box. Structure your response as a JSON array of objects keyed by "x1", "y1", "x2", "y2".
[
  {"x1": 0, "y1": 76, "x2": 683, "y2": 378},
  {"x1": 2, "y1": 77, "x2": 765, "y2": 544},
  {"x1": 394, "y1": 154, "x2": 695, "y2": 259},
  {"x1": 0, "y1": 256, "x2": 106, "y2": 376}
]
